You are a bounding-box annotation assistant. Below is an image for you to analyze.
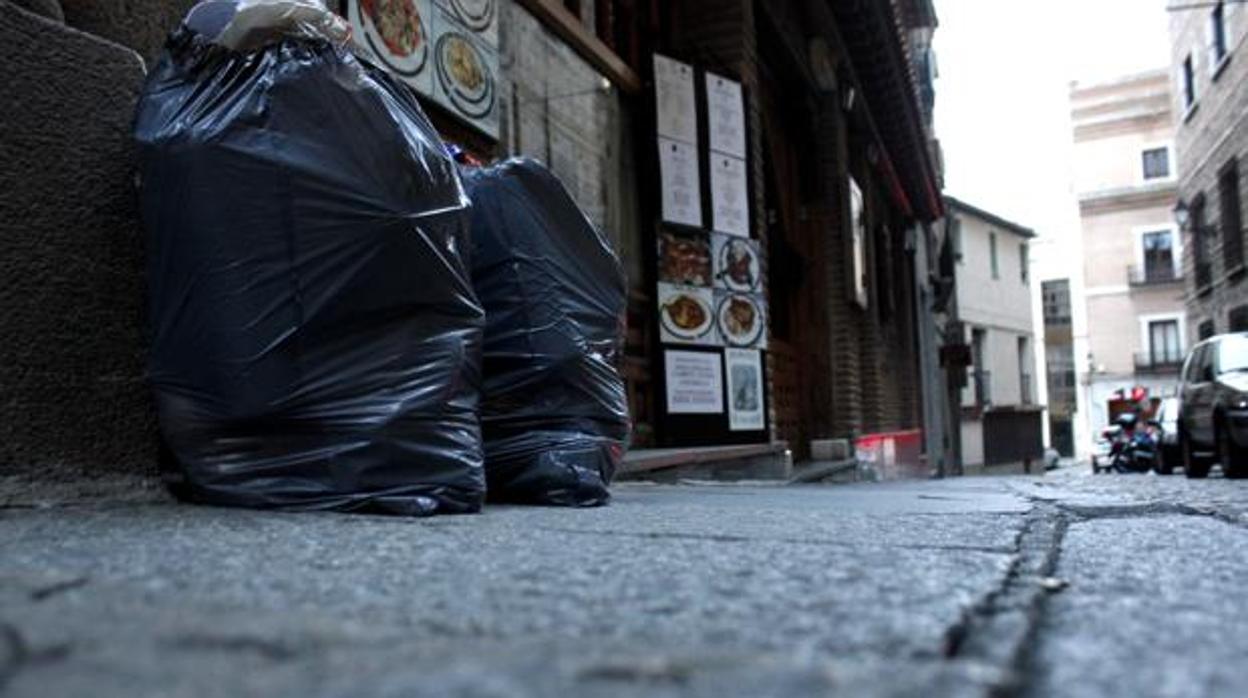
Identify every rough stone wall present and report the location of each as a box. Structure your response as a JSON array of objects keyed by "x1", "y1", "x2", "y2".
[
  {"x1": 0, "y1": 1, "x2": 157, "y2": 479},
  {"x1": 495, "y1": 1, "x2": 640, "y2": 285},
  {"x1": 59, "y1": 0, "x2": 194, "y2": 64}
]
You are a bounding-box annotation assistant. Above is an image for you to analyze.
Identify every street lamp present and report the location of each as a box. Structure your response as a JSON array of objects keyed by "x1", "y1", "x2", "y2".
[
  {"x1": 1173, "y1": 199, "x2": 1191, "y2": 231},
  {"x1": 1174, "y1": 198, "x2": 1216, "y2": 236}
]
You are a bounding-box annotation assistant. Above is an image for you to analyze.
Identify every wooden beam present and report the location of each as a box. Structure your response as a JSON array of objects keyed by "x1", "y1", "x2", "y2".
[{"x1": 515, "y1": 0, "x2": 643, "y2": 94}]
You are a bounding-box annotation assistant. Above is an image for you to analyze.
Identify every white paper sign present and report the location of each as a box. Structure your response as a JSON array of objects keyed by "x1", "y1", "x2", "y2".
[
  {"x1": 711, "y1": 154, "x2": 749, "y2": 237},
  {"x1": 706, "y1": 72, "x2": 745, "y2": 158},
  {"x1": 725, "y1": 348, "x2": 765, "y2": 431},
  {"x1": 659, "y1": 138, "x2": 703, "y2": 227},
  {"x1": 665, "y1": 350, "x2": 724, "y2": 414},
  {"x1": 654, "y1": 54, "x2": 698, "y2": 144}
]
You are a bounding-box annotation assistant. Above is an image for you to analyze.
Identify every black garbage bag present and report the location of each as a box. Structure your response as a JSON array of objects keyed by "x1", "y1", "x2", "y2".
[
  {"x1": 134, "y1": 26, "x2": 485, "y2": 515},
  {"x1": 461, "y1": 158, "x2": 630, "y2": 506}
]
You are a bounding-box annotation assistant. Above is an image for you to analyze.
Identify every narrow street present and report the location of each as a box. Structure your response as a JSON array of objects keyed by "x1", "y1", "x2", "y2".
[{"x1": 3, "y1": 469, "x2": 1246, "y2": 697}]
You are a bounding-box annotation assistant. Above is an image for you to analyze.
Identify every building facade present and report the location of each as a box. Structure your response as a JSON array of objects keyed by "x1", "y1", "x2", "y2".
[
  {"x1": 3, "y1": 0, "x2": 952, "y2": 481},
  {"x1": 1070, "y1": 69, "x2": 1185, "y2": 439},
  {"x1": 946, "y1": 197, "x2": 1043, "y2": 473},
  {"x1": 1171, "y1": 1, "x2": 1248, "y2": 340}
]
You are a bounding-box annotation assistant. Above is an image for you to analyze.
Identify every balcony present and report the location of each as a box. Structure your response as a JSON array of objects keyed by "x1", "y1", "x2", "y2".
[
  {"x1": 1134, "y1": 352, "x2": 1184, "y2": 374},
  {"x1": 1127, "y1": 264, "x2": 1182, "y2": 287}
]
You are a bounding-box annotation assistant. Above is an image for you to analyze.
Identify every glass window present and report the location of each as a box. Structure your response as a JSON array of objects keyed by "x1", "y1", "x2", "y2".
[
  {"x1": 1182, "y1": 54, "x2": 1197, "y2": 109},
  {"x1": 1211, "y1": 2, "x2": 1229, "y2": 68},
  {"x1": 1218, "y1": 335, "x2": 1248, "y2": 374},
  {"x1": 1019, "y1": 244, "x2": 1029, "y2": 283},
  {"x1": 1149, "y1": 319, "x2": 1182, "y2": 364},
  {"x1": 1141, "y1": 230, "x2": 1175, "y2": 281},
  {"x1": 1042, "y1": 279, "x2": 1071, "y2": 324},
  {"x1": 1142, "y1": 147, "x2": 1170, "y2": 180},
  {"x1": 989, "y1": 232, "x2": 999, "y2": 279},
  {"x1": 1220, "y1": 159, "x2": 1243, "y2": 270}
]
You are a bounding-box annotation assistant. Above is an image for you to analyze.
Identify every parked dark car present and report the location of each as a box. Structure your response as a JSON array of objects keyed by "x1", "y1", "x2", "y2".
[
  {"x1": 1154, "y1": 396, "x2": 1180, "y2": 475},
  {"x1": 1178, "y1": 333, "x2": 1248, "y2": 479}
]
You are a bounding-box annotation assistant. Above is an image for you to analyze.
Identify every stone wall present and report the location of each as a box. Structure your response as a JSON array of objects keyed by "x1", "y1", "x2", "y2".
[
  {"x1": 495, "y1": 1, "x2": 641, "y2": 286},
  {"x1": 1, "y1": 1, "x2": 157, "y2": 479}
]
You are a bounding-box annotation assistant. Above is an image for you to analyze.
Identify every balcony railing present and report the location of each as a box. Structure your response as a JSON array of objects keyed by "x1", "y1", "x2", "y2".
[
  {"x1": 1127, "y1": 264, "x2": 1182, "y2": 286},
  {"x1": 1134, "y1": 352, "x2": 1184, "y2": 373}
]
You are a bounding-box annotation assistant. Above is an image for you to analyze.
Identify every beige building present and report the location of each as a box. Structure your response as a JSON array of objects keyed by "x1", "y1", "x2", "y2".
[
  {"x1": 948, "y1": 197, "x2": 1043, "y2": 473},
  {"x1": 1170, "y1": 1, "x2": 1248, "y2": 339},
  {"x1": 1070, "y1": 69, "x2": 1184, "y2": 437}
]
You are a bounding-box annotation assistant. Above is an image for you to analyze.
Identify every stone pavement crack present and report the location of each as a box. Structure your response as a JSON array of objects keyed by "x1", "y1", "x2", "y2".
[
  {"x1": 941, "y1": 504, "x2": 1068, "y2": 698},
  {"x1": 529, "y1": 525, "x2": 1017, "y2": 554},
  {"x1": 28, "y1": 576, "x2": 89, "y2": 602}
]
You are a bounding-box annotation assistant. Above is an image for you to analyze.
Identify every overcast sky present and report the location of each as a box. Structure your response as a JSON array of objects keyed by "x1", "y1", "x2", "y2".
[{"x1": 933, "y1": 0, "x2": 1173, "y2": 243}]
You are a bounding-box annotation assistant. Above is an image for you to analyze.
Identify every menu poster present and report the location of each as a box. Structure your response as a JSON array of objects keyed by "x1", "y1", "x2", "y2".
[
  {"x1": 654, "y1": 54, "x2": 698, "y2": 145},
  {"x1": 710, "y1": 154, "x2": 749, "y2": 237},
  {"x1": 706, "y1": 72, "x2": 745, "y2": 158},
  {"x1": 665, "y1": 350, "x2": 725, "y2": 414},
  {"x1": 725, "y1": 348, "x2": 765, "y2": 431},
  {"x1": 659, "y1": 138, "x2": 703, "y2": 227},
  {"x1": 658, "y1": 283, "x2": 717, "y2": 346}
]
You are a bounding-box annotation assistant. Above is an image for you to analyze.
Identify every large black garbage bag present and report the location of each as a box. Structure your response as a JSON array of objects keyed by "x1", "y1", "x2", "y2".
[
  {"x1": 461, "y1": 158, "x2": 630, "y2": 506},
  {"x1": 133, "y1": 27, "x2": 485, "y2": 515}
]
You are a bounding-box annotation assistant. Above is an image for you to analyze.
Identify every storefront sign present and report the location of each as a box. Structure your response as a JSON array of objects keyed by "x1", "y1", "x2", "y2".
[
  {"x1": 725, "y1": 348, "x2": 764, "y2": 431},
  {"x1": 346, "y1": 0, "x2": 500, "y2": 138},
  {"x1": 665, "y1": 350, "x2": 724, "y2": 414}
]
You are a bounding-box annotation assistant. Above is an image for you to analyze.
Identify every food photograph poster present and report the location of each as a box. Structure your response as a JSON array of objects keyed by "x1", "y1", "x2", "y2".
[{"x1": 345, "y1": 0, "x2": 499, "y2": 137}]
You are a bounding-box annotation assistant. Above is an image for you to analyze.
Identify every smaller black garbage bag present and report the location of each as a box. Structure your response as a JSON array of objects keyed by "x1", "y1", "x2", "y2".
[
  {"x1": 461, "y1": 158, "x2": 630, "y2": 506},
  {"x1": 134, "y1": 23, "x2": 485, "y2": 515}
]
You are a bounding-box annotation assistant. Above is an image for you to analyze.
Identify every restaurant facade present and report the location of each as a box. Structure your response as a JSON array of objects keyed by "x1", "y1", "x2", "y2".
[{"x1": 5, "y1": 0, "x2": 956, "y2": 479}]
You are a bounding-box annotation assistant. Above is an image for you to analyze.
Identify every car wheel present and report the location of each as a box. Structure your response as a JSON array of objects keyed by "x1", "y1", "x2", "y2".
[
  {"x1": 1184, "y1": 430, "x2": 1211, "y2": 479},
  {"x1": 1219, "y1": 424, "x2": 1248, "y2": 479}
]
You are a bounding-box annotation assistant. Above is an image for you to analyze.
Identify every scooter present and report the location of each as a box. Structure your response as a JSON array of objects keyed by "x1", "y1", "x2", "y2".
[{"x1": 1106, "y1": 412, "x2": 1159, "y2": 473}]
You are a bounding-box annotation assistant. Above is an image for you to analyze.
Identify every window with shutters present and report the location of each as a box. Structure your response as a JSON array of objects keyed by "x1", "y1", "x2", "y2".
[
  {"x1": 1220, "y1": 159, "x2": 1243, "y2": 273},
  {"x1": 1142, "y1": 147, "x2": 1171, "y2": 181},
  {"x1": 1181, "y1": 53, "x2": 1198, "y2": 111},
  {"x1": 1210, "y1": 1, "x2": 1230, "y2": 78}
]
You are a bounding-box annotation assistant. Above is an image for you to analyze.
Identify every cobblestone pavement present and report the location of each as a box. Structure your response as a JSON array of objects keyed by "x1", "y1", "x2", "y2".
[{"x1": 1, "y1": 467, "x2": 1246, "y2": 697}]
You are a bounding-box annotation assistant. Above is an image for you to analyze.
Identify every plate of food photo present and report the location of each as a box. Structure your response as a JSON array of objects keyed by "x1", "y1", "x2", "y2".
[
  {"x1": 435, "y1": 32, "x2": 495, "y2": 118},
  {"x1": 717, "y1": 293, "x2": 763, "y2": 347},
  {"x1": 355, "y1": 0, "x2": 428, "y2": 77},
  {"x1": 717, "y1": 237, "x2": 759, "y2": 292},
  {"x1": 660, "y1": 292, "x2": 714, "y2": 341},
  {"x1": 449, "y1": 0, "x2": 495, "y2": 32},
  {"x1": 659, "y1": 232, "x2": 712, "y2": 287}
]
